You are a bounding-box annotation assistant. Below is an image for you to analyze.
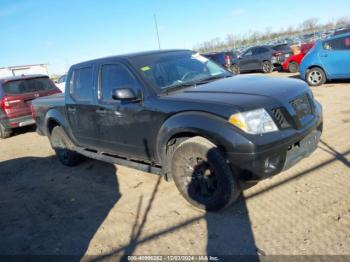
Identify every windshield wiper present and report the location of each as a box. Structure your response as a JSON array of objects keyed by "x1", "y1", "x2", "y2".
[{"x1": 163, "y1": 74, "x2": 231, "y2": 94}]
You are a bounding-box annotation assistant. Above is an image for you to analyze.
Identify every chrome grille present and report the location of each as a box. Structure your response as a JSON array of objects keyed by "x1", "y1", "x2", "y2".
[{"x1": 272, "y1": 108, "x2": 291, "y2": 128}]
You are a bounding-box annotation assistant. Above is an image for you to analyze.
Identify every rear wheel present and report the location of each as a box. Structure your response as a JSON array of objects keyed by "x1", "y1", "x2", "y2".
[
  {"x1": 306, "y1": 67, "x2": 326, "y2": 86},
  {"x1": 0, "y1": 122, "x2": 12, "y2": 139},
  {"x1": 50, "y1": 126, "x2": 84, "y2": 166},
  {"x1": 171, "y1": 136, "x2": 241, "y2": 211},
  {"x1": 288, "y1": 61, "x2": 299, "y2": 73},
  {"x1": 262, "y1": 61, "x2": 273, "y2": 73}
]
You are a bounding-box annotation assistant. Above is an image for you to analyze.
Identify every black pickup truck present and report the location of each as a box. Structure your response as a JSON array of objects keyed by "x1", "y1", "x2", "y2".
[{"x1": 32, "y1": 50, "x2": 323, "y2": 211}]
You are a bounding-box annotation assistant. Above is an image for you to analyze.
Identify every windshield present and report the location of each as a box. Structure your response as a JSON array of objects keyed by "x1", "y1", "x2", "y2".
[
  {"x1": 2, "y1": 77, "x2": 57, "y2": 95},
  {"x1": 129, "y1": 51, "x2": 231, "y2": 92}
]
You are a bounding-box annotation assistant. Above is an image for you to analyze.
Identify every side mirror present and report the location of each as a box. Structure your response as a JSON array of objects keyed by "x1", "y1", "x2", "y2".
[{"x1": 112, "y1": 87, "x2": 139, "y2": 102}]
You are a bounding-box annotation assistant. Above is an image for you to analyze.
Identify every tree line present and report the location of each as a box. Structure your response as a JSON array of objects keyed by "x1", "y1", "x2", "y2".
[{"x1": 194, "y1": 17, "x2": 350, "y2": 52}]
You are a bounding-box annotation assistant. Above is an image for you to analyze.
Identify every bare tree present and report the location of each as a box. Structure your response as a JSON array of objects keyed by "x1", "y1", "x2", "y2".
[
  {"x1": 335, "y1": 16, "x2": 350, "y2": 28},
  {"x1": 193, "y1": 16, "x2": 349, "y2": 53}
]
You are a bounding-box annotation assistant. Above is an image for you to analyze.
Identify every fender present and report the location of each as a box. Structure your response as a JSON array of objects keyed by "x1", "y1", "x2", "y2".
[
  {"x1": 44, "y1": 108, "x2": 78, "y2": 143},
  {"x1": 156, "y1": 111, "x2": 241, "y2": 164}
]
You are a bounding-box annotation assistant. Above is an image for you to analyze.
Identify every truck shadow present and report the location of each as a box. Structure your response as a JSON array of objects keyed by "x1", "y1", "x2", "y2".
[{"x1": 0, "y1": 156, "x2": 120, "y2": 258}]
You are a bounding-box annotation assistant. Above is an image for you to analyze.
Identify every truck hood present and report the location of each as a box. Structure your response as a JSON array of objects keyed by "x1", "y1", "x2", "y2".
[{"x1": 164, "y1": 75, "x2": 310, "y2": 111}]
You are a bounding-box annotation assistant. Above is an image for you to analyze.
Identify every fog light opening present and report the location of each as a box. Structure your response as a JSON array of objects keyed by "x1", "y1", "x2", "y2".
[{"x1": 264, "y1": 155, "x2": 282, "y2": 173}]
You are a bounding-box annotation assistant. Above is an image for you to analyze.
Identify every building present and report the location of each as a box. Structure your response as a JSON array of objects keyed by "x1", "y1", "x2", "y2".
[{"x1": 0, "y1": 64, "x2": 48, "y2": 78}]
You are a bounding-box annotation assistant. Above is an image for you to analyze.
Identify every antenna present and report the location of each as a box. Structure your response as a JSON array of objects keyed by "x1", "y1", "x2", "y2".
[{"x1": 154, "y1": 14, "x2": 161, "y2": 49}]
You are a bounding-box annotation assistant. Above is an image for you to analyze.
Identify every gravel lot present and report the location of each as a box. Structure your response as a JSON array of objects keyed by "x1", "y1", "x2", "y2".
[{"x1": 0, "y1": 72, "x2": 349, "y2": 258}]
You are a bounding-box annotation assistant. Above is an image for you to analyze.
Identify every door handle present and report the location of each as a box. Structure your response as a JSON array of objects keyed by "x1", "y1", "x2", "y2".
[
  {"x1": 320, "y1": 54, "x2": 328, "y2": 58},
  {"x1": 68, "y1": 107, "x2": 76, "y2": 112},
  {"x1": 96, "y1": 109, "x2": 106, "y2": 114}
]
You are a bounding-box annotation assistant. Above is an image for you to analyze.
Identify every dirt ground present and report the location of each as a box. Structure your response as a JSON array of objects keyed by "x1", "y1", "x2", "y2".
[{"x1": 0, "y1": 72, "x2": 349, "y2": 259}]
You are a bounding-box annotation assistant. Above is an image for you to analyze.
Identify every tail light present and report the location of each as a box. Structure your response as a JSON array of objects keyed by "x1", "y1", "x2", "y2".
[
  {"x1": 0, "y1": 97, "x2": 21, "y2": 110},
  {"x1": 0, "y1": 98, "x2": 11, "y2": 110},
  {"x1": 272, "y1": 51, "x2": 283, "y2": 57},
  {"x1": 224, "y1": 55, "x2": 231, "y2": 65}
]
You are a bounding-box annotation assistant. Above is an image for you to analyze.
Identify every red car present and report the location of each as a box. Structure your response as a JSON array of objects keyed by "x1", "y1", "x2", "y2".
[
  {"x1": 0, "y1": 74, "x2": 61, "y2": 138},
  {"x1": 282, "y1": 43, "x2": 314, "y2": 73}
]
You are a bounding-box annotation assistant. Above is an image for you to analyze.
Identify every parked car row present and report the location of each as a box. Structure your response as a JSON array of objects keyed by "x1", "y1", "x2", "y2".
[
  {"x1": 203, "y1": 43, "x2": 293, "y2": 74},
  {"x1": 201, "y1": 32, "x2": 350, "y2": 86}
]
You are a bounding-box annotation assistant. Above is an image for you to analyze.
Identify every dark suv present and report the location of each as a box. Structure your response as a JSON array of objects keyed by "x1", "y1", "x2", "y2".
[
  {"x1": 202, "y1": 51, "x2": 240, "y2": 74},
  {"x1": 238, "y1": 45, "x2": 292, "y2": 73},
  {"x1": 0, "y1": 74, "x2": 61, "y2": 138}
]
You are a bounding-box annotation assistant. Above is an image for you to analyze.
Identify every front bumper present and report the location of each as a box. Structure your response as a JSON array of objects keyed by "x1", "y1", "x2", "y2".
[{"x1": 226, "y1": 103, "x2": 323, "y2": 179}]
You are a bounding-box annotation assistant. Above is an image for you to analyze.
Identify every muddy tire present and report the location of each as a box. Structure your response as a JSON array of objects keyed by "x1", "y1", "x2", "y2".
[
  {"x1": 50, "y1": 126, "x2": 84, "y2": 166},
  {"x1": 262, "y1": 60, "x2": 273, "y2": 73},
  {"x1": 288, "y1": 61, "x2": 299, "y2": 73},
  {"x1": 171, "y1": 136, "x2": 241, "y2": 211},
  {"x1": 0, "y1": 122, "x2": 12, "y2": 139},
  {"x1": 306, "y1": 67, "x2": 326, "y2": 86}
]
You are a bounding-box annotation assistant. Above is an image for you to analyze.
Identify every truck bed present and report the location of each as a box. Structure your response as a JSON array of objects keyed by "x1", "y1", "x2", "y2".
[{"x1": 31, "y1": 93, "x2": 65, "y2": 135}]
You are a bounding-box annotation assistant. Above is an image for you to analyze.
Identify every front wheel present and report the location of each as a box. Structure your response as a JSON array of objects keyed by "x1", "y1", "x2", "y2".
[
  {"x1": 306, "y1": 67, "x2": 326, "y2": 86},
  {"x1": 171, "y1": 136, "x2": 241, "y2": 211},
  {"x1": 261, "y1": 61, "x2": 273, "y2": 73}
]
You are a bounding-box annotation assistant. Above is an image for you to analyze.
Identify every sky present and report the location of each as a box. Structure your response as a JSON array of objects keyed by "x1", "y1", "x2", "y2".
[{"x1": 0, "y1": 0, "x2": 349, "y2": 74}]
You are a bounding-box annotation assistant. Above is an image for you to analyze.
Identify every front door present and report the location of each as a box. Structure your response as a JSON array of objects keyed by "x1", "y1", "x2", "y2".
[
  {"x1": 95, "y1": 62, "x2": 152, "y2": 161},
  {"x1": 239, "y1": 48, "x2": 258, "y2": 71}
]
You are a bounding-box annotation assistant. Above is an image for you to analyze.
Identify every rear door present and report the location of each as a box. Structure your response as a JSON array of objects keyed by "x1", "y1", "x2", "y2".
[
  {"x1": 320, "y1": 35, "x2": 350, "y2": 77},
  {"x1": 66, "y1": 66, "x2": 100, "y2": 148},
  {"x1": 1, "y1": 77, "x2": 60, "y2": 120}
]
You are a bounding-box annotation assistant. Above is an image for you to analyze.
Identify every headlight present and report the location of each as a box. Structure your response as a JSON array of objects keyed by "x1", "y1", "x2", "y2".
[{"x1": 228, "y1": 108, "x2": 278, "y2": 134}]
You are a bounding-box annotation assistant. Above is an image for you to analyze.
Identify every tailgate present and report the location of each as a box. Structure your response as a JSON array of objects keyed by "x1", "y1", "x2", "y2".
[{"x1": 3, "y1": 90, "x2": 59, "y2": 119}]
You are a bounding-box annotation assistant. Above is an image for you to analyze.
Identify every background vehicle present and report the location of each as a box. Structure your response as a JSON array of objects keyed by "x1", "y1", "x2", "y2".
[
  {"x1": 300, "y1": 33, "x2": 350, "y2": 86},
  {"x1": 237, "y1": 45, "x2": 289, "y2": 73},
  {"x1": 0, "y1": 74, "x2": 61, "y2": 138},
  {"x1": 271, "y1": 43, "x2": 294, "y2": 60},
  {"x1": 282, "y1": 42, "x2": 314, "y2": 73},
  {"x1": 55, "y1": 74, "x2": 67, "y2": 92},
  {"x1": 334, "y1": 27, "x2": 350, "y2": 35},
  {"x1": 32, "y1": 50, "x2": 323, "y2": 211},
  {"x1": 202, "y1": 51, "x2": 240, "y2": 74}
]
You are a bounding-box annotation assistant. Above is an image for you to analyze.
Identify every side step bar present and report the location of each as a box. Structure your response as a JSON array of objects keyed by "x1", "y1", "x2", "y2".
[{"x1": 75, "y1": 147, "x2": 162, "y2": 175}]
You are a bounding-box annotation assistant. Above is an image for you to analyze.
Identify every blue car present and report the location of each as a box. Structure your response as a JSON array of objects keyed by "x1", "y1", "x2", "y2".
[{"x1": 300, "y1": 33, "x2": 350, "y2": 86}]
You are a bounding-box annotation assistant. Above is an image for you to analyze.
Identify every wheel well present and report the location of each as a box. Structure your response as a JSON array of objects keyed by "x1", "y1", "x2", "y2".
[
  {"x1": 47, "y1": 119, "x2": 60, "y2": 135},
  {"x1": 307, "y1": 65, "x2": 324, "y2": 72},
  {"x1": 166, "y1": 132, "x2": 226, "y2": 154}
]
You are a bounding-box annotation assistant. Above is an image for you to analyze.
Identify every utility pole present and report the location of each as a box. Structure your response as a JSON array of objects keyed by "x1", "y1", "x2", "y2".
[{"x1": 154, "y1": 14, "x2": 161, "y2": 49}]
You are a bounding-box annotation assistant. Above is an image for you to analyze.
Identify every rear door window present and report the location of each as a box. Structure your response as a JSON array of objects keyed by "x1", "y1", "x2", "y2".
[
  {"x1": 2, "y1": 77, "x2": 56, "y2": 95},
  {"x1": 70, "y1": 67, "x2": 93, "y2": 101},
  {"x1": 323, "y1": 36, "x2": 350, "y2": 50},
  {"x1": 243, "y1": 49, "x2": 253, "y2": 57}
]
